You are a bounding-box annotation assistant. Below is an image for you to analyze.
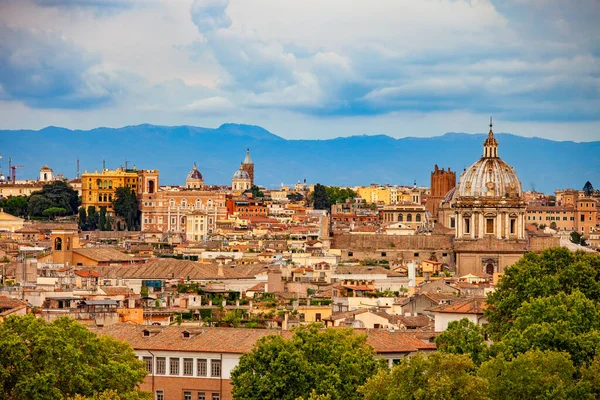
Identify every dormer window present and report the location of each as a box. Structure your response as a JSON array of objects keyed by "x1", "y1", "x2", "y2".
[
  {"x1": 182, "y1": 331, "x2": 190, "y2": 338},
  {"x1": 143, "y1": 330, "x2": 150, "y2": 337}
]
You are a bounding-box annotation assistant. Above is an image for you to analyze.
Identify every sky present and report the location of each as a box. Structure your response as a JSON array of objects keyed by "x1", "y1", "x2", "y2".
[{"x1": 0, "y1": 0, "x2": 599, "y2": 141}]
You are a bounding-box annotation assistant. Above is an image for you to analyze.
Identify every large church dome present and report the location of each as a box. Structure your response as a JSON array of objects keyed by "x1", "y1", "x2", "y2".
[
  {"x1": 453, "y1": 123, "x2": 522, "y2": 200},
  {"x1": 187, "y1": 163, "x2": 203, "y2": 181}
]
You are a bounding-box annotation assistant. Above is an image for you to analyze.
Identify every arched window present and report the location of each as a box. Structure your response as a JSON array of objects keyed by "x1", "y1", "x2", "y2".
[
  {"x1": 109, "y1": 180, "x2": 113, "y2": 189},
  {"x1": 103, "y1": 194, "x2": 107, "y2": 202},
  {"x1": 181, "y1": 199, "x2": 187, "y2": 208},
  {"x1": 108, "y1": 194, "x2": 112, "y2": 202},
  {"x1": 148, "y1": 180, "x2": 155, "y2": 194},
  {"x1": 196, "y1": 199, "x2": 201, "y2": 208},
  {"x1": 96, "y1": 179, "x2": 102, "y2": 187},
  {"x1": 407, "y1": 214, "x2": 413, "y2": 222},
  {"x1": 169, "y1": 199, "x2": 175, "y2": 207},
  {"x1": 55, "y1": 237, "x2": 62, "y2": 251},
  {"x1": 98, "y1": 195, "x2": 102, "y2": 202},
  {"x1": 103, "y1": 180, "x2": 108, "y2": 189},
  {"x1": 398, "y1": 214, "x2": 403, "y2": 222},
  {"x1": 416, "y1": 214, "x2": 421, "y2": 222},
  {"x1": 208, "y1": 199, "x2": 213, "y2": 207}
]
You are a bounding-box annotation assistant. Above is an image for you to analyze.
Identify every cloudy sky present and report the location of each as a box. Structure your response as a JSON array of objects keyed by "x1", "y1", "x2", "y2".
[{"x1": 0, "y1": 0, "x2": 598, "y2": 141}]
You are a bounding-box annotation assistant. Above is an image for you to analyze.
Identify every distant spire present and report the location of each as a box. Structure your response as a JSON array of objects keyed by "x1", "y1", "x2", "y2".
[
  {"x1": 243, "y1": 148, "x2": 253, "y2": 164},
  {"x1": 489, "y1": 116, "x2": 493, "y2": 131}
]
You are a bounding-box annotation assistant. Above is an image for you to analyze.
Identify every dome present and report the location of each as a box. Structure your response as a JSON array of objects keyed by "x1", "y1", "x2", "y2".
[
  {"x1": 187, "y1": 163, "x2": 203, "y2": 181},
  {"x1": 233, "y1": 169, "x2": 250, "y2": 180},
  {"x1": 453, "y1": 123, "x2": 522, "y2": 200}
]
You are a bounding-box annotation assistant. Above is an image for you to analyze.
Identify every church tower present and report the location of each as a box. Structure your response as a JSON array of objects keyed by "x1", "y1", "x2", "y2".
[
  {"x1": 239, "y1": 149, "x2": 254, "y2": 186},
  {"x1": 427, "y1": 165, "x2": 456, "y2": 220}
]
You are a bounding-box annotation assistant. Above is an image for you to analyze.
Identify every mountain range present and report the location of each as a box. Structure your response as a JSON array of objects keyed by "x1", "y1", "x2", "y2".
[{"x1": 1, "y1": 123, "x2": 598, "y2": 194}]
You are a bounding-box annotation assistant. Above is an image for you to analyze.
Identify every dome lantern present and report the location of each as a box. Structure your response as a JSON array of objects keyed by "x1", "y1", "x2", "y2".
[{"x1": 483, "y1": 116, "x2": 498, "y2": 158}]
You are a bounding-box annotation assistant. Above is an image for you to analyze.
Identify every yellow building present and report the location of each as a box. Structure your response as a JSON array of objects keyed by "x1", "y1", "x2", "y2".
[
  {"x1": 81, "y1": 168, "x2": 141, "y2": 213},
  {"x1": 356, "y1": 186, "x2": 392, "y2": 204}
]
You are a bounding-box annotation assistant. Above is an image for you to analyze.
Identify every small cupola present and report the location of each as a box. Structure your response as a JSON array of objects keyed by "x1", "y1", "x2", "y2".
[{"x1": 483, "y1": 117, "x2": 499, "y2": 158}]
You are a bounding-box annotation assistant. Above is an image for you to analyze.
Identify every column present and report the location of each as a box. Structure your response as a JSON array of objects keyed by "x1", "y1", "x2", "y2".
[
  {"x1": 167, "y1": 207, "x2": 171, "y2": 231},
  {"x1": 478, "y1": 213, "x2": 484, "y2": 239},
  {"x1": 496, "y1": 214, "x2": 502, "y2": 240},
  {"x1": 456, "y1": 212, "x2": 462, "y2": 238}
]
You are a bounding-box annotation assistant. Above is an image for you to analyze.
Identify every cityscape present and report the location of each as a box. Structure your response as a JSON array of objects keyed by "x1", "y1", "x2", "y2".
[{"x1": 1, "y1": 1, "x2": 599, "y2": 400}]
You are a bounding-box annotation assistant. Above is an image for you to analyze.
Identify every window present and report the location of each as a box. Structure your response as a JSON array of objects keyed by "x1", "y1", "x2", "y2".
[
  {"x1": 486, "y1": 218, "x2": 494, "y2": 234},
  {"x1": 316, "y1": 313, "x2": 322, "y2": 322},
  {"x1": 212, "y1": 394, "x2": 220, "y2": 400},
  {"x1": 184, "y1": 392, "x2": 192, "y2": 400},
  {"x1": 170, "y1": 358, "x2": 180, "y2": 375},
  {"x1": 197, "y1": 359, "x2": 207, "y2": 376},
  {"x1": 143, "y1": 356, "x2": 153, "y2": 373},
  {"x1": 510, "y1": 219, "x2": 516, "y2": 234},
  {"x1": 198, "y1": 394, "x2": 206, "y2": 400},
  {"x1": 211, "y1": 360, "x2": 221, "y2": 377},
  {"x1": 450, "y1": 217, "x2": 455, "y2": 228},
  {"x1": 156, "y1": 357, "x2": 166, "y2": 375},
  {"x1": 416, "y1": 214, "x2": 421, "y2": 222},
  {"x1": 183, "y1": 358, "x2": 193, "y2": 376},
  {"x1": 414, "y1": 252, "x2": 419, "y2": 257},
  {"x1": 464, "y1": 218, "x2": 470, "y2": 234},
  {"x1": 407, "y1": 214, "x2": 412, "y2": 222},
  {"x1": 348, "y1": 251, "x2": 353, "y2": 257},
  {"x1": 156, "y1": 390, "x2": 164, "y2": 400},
  {"x1": 381, "y1": 252, "x2": 386, "y2": 257},
  {"x1": 398, "y1": 214, "x2": 403, "y2": 222},
  {"x1": 581, "y1": 215, "x2": 585, "y2": 222}
]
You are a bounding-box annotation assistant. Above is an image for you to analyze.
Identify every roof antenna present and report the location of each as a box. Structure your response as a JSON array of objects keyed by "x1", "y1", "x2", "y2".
[{"x1": 489, "y1": 116, "x2": 493, "y2": 130}]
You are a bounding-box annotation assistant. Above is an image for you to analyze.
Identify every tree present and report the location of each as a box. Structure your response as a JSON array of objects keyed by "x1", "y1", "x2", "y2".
[
  {"x1": 78, "y1": 207, "x2": 87, "y2": 230},
  {"x1": 113, "y1": 188, "x2": 139, "y2": 231},
  {"x1": 231, "y1": 325, "x2": 384, "y2": 400},
  {"x1": 496, "y1": 291, "x2": 600, "y2": 366},
  {"x1": 99, "y1": 206, "x2": 110, "y2": 231},
  {"x1": 86, "y1": 206, "x2": 99, "y2": 231},
  {"x1": 478, "y1": 350, "x2": 580, "y2": 400},
  {"x1": 359, "y1": 352, "x2": 488, "y2": 400},
  {"x1": 27, "y1": 194, "x2": 53, "y2": 217},
  {"x1": 435, "y1": 318, "x2": 489, "y2": 365},
  {"x1": 0, "y1": 196, "x2": 28, "y2": 217},
  {"x1": 325, "y1": 186, "x2": 356, "y2": 205},
  {"x1": 0, "y1": 315, "x2": 148, "y2": 400},
  {"x1": 583, "y1": 181, "x2": 594, "y2": 197},
  {"x1": 485, "y1": 247, "x2": 600, "y2": 341},
  {"x1": 550, "y1": 221, "x2": 557, "y2": 230},
  {"x1": 222, "y1": 309, "x2": 244, "y2": 328},
  {"x1": 247, "y1": 185, "x2": 264, "y2": 198},
  {"x1": 28, "y1": 181, "x2": 79, "y2": 217},
  {"x1": 312, "y1": 184, "x2": 330, "y2": 210},
  {"x1": 42, "y1": 207, "x2": 67, "y2": 219},
  {"x1": 570, "y1": 231, "x2": 582, "y2": 244},
  {"x1": 287, "y1": 192, "x2": 304, "y2": 202}
]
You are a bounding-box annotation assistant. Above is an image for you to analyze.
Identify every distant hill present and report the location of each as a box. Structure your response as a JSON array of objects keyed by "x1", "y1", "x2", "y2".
[{"x1": 1, "y1": 123, "x2": 598, "y2": 193}]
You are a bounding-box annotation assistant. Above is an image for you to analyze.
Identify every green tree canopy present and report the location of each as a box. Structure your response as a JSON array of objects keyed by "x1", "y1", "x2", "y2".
[
  {"x1": 312, "y1": 184, "x2": 330, "y2": 210},
  {"x1": 485, "y1": 247, "x2": 600, "y2": 341},
  {"x1": 478, "y1": 350, "x2": 579, "y2": 400},
  {"x1": 583, "y1": 181, "x2": 594, "y2": 197},
  {"x1": 78, "y1": 207, "x2": 87, "y2": 229},
  {"x1": 0, "y1": 196, "x2": 28, "y2": 217},
  {"x1": 113, "y1": 187, "x2": 140, "y2": 231},
  {"x1": 0, "y1": 315, "x2": 148, "y2": 400},
  {"x1": 359, "y1": 352, "x2": 488, "y2": 400},
  {"x1": 86, "y1": 206, "x2": 99, "y2": 231},
  {"x1": 231, "y1": 324, "x2": 384, "y2": 400},
  {"x1": 435, "y1": 318, "x2": 489, "y2": 365},
  {"x1": 28, "y1": 181, "x2": 79, "y2": 217},
  {"x1": 246, "y1": 185, "x2": 264, "y2": 198},
  {"x1": 42, "y1": 207, "x2": 67, "y2": 219},
  {"x1": 496, "y1": 290, "x2": 600, "y2": 366}
]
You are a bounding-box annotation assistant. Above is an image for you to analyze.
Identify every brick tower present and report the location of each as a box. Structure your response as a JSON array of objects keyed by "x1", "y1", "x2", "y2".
[{"x1": 427, "y1": 165, "x2": 456, "y2": 221}]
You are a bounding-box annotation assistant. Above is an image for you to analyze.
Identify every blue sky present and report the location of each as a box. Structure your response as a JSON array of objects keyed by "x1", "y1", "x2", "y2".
[{"x1": 0, "y1": 0, "x2": 598, "y2": 141}]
